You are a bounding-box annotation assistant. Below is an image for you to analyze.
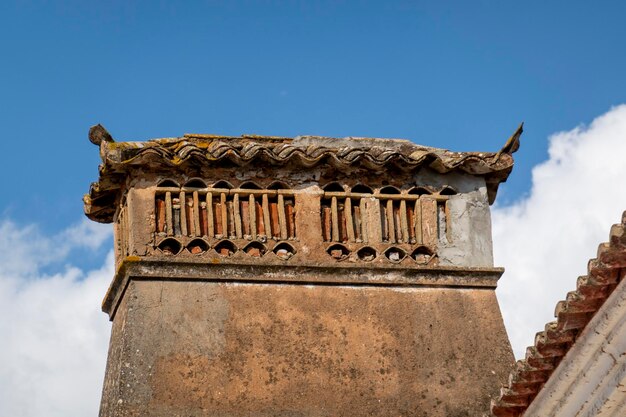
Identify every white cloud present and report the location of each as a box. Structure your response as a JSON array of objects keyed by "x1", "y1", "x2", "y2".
[
  {"x1": 0, "y1": 220, "x2": 111, "y2": 278},
  {"x1": 493, "y1": 104, "x2": 626, "y2": 358},
  {"x1": 0, "y1": 219, "x2": 113, "y2": 417},
  {"x1": 61, "y1": 219, "x2": 113, "y2": 251}
]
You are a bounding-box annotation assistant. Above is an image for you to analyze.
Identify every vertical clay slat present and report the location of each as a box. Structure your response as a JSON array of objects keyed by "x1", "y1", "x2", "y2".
[
  {"x1": 331, "y1": 196, "x2": 339, "y2": 242},
  {"x1": 278, "y1": 194, "x2": 288, "y2": 240},
  {"x1": 380, "y1": 201, "x2": 388, "y2": 242},
  {"x1": 156, "y1": 197, "x2": 166, "y2": 233},
  {"x1": 322, "y1": 204, "x2": 331, "y2": 241},
  {"x1": 165, "y1": 191, "x2": 173, "y2": 236},
  {"x1": 241, "y1": 198, "x2": 250, "y2": 236},
  {"x1": 234, "y1": 193, "x2": 242, "y2": 238},
  {"x1": 285, "y1": 200, "x2": 295, "y2": 239},
  {"x1": 262, "y1": 193, "x2": 271, "y2": 238},
  {"x1": 179, "y1": 191, "x2": 188, "y2": 236},
  {"x1": 400, "y1": 200, "x2": 409, "y2": 244},
  {"x1": 214, "y1": 200, "x2": 223, "y2": 237},
  {"x1": 172, "y1": 197, "x2": 181, "y2": 236},
  {"x1": 200, "y1": 201, "x2": 208, "y2": 236},
  {"x1": 353, "y1": 203, "x2": 361, "y2": 241},
  {"x1": 386, "y1": 199, "x2": 395, "y2": 244},
  {"x1": 255, "y1": 199, "x2": 265, "y2": 236},
  {"x1": 249, "y1": 194, "x2": 257, "y2": 239},
  {"x1": 220, "y1": 192, "x2": 228, "y2": 238},
  {"x1": 394, "y1": 203, "x2": 402, "y2": 243},
  {"x1": 339, "y1": 204, "x2": 348, "y2": 242},
  {"x1": 414, "y1": 199, "x2": 422, "y2": 244},
  {"x1": 185, "y1": 194, "x2": 194, "y2": 237},
  {"x1": 193, "y1": 191, "x2": 201, "y2": 237},
  {"x1": 421, "y1": 196, "x2": 438, "y2": 249},
  {"x1": 206, "y1": 192, "x2": 214, "y2": 238},
  {"x1": 345, "y1": 198, "x2": 355, "y2": 242},
  {"x1": 226, "y1": 200, "x2": 235, "y2": 238},
  {"x1": 406, "y1": 202, "x2": 415, "y2": 243},
  {"x1": 270, "y1": 200, "x2": 280, "y2": 239},
  {"x1": 360, "y1": 198, "x2": 368, "y2": 243}
]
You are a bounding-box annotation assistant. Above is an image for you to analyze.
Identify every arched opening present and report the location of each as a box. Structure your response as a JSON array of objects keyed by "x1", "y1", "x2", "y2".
[
  {"x1": 157, "y1": 238, "x2": 182, "y2": 255},
  {"x1": 351, "y1": 184, "x2": 373, "y2": 194},
  {"x1": 268, "y1": 181, "x2": 290, "y2": 190},
  {"x1": 240, "y1": 181, "x2": 262, "y2": 190},
  {"x1": 212, "y1": 180, "x2": 234, "y2": 189},
  {"x1": 379, "y1": 186, "x2": 401, "y2": 195},
  {"x1": 357, "y1": 246, "x2": 377, "y2": 262},
  {"x1": 214, "y1": 240, "x2": 237, "y2": 257},
  {"x1": 327, "y1": 243, "x2": 350, "y2": 261},
  {"x1": 184, "y1": 178, "x2": 207, "y2": 188},
  {"x1": 186, "y1": 239, "x2": 209, "y2": 255},
  {"x1": 408, "y1": 186, "x2": 431, "y2": 196},
  {"x1": 322, "y1": 182, "x2": 345, "y2": 192},
  {"x1": 439, "y1": 186, "x2": 457, "y2": 196},
  {"x1": 157, "y1": 179, "x2": 179, "y2": 188},
  {"x1": 273, "y1": 242, "x2": 296, "y2": 260},
  {"x1": 411, "y1": 246, "x2": 434, "y2": 265},
  {"x1": 384, "y1": 246, "x2": 406, "y2": 263},
  {"x1": 243, "y1": 241, "x2": 267, "y2": 257}
]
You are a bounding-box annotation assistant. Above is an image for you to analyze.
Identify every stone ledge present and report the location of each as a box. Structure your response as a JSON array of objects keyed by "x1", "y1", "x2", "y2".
[{"x1": 103, "y1": 257, "x2": 504, "y2": 319}]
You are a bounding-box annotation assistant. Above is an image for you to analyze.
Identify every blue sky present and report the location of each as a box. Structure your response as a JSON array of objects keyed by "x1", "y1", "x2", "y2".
[
  {"x1": 1, "y1": 2, "x2": 626, "y2": 415},
  {"x1": 2, "y1": 0, "x2": 626, "y2": 234}
]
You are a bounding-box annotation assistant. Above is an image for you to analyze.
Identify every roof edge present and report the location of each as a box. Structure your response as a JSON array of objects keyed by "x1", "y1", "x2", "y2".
[
  {"x1": 84, "y1": 124, "x2": 523, "y2": 223},
  {"x1": 491, "y1": 211, "x2": 626, "y2": 417}
]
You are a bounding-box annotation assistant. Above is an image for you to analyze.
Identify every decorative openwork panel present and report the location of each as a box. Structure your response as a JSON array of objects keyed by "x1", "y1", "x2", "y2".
[
  {"x1": 320, "y1": 184, "x2": 457, "y2": 265},
  {"x1": 321, "y1": 184, "x2": 455, "y2": 245},
  {"x1": 154, "y1": 181, "x2": 296, "y2": 242},
  {"x1": 320, "y1": 183, "x2": 370, "y2": 243}
]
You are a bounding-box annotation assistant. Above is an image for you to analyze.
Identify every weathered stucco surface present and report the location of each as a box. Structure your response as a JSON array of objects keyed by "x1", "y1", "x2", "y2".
[
  {"x1": 414, "y1": 170, "x2": 494, "y2": 267},
  {"x1": 101, "y1": 279, "x2": 513, "y2": 417}
]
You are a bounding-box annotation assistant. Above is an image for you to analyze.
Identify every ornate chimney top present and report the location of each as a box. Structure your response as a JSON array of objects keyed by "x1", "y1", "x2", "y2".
[{"x1": 87, "y1": 125, "x2": 521, "y2": 417}]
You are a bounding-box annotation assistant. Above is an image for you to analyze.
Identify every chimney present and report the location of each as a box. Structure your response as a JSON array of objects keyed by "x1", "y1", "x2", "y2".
[{"x1": 85, "y1": 126, "x2": 522, "y2": 416}]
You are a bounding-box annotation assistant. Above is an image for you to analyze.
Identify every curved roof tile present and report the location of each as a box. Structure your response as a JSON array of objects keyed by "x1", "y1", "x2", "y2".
[
  {"x1": 84, "y1": 125, "x2": 522, "y2": 223},
  {"x1": 491, "y1": 211, "x2": 626, "y2": 417}
]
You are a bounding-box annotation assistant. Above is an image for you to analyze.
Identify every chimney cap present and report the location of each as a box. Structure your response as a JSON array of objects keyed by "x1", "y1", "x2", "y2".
[{"x1": 84, "y1": 127, "x2": 522, "y2": 223}]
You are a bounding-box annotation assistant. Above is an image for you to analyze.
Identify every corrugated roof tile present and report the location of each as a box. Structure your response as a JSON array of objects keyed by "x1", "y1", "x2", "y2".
[{"x1": 491, "y1": 212, "x2": 626, "y2": 416}]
